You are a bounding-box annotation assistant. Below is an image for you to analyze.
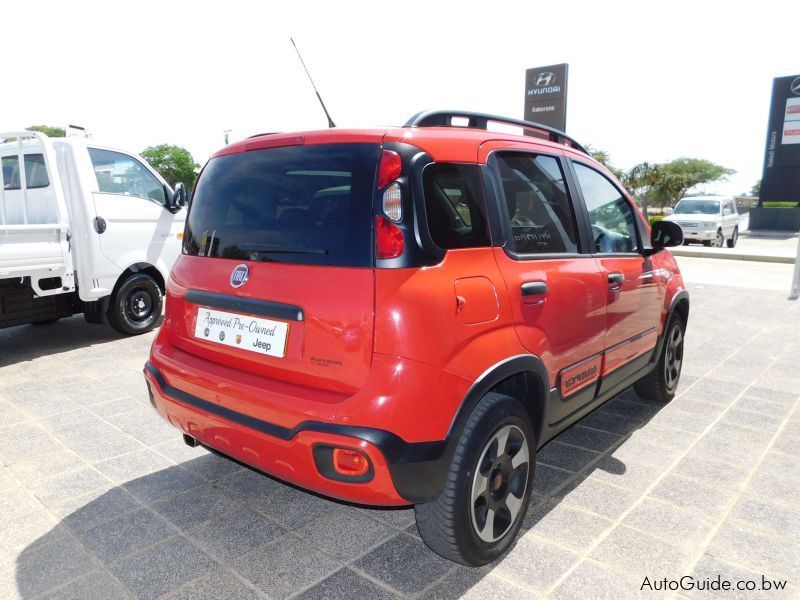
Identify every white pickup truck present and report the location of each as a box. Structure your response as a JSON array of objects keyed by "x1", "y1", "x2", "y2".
[
  {"x1": 0, "y1": 130, "x2": 187, "y2": 334},
  {"x1": 664, "y1": 195, "x2": 740, "y2": 248}
]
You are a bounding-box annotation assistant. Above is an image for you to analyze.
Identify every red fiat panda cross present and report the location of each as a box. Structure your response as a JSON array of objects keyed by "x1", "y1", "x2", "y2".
[{"x1": 145, "y1": 111, "x2": 688, "y2": 566}]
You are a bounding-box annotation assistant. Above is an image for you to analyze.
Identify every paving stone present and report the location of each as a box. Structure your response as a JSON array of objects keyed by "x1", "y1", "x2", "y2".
[
  {"x1": 152, "y1": 438, "x2": 207, "y2": 463},
  {"x1": 70, "y1": 434, "x2": 146, "y2": 463},
  {"x1": 233, "y1": 535, "x2": 340, "y2": 599},
  {"x1": 688, "y1": 554, "x2": 797, "y2": 600},
  {"x1": 558, "y1": 477, "x2": 640, "y2": 519},
  {"x1": 252, "y1": 481, "x2": 340, "y2": 530},
  {"x1": 493, "y1": 533, "x2": 580, "y2": 592},
  {"x1": 8, "y1": 449, "x2": 87, "y2": 486},
  {"x1": 555, "y1": 424, "x2": 623, "y2": 452},
  {"x1": 523, "y1": 499, "x2": 613, "y2": 551},
  {"x1": 162, "y1": 568, "x2": 261, "y2": 600},
  {"x1": 576, "y1": 410, "x2": 643, "y2": 436},
  {"x1": 92, "y1": 448, "x2": 174, "y2": 483},
  {"x1": 187, "y1": 506, "x2": 285, "y2": 561},
  {"x1": 580, "y1": 453, "x2": 646, "y2": 486},
  {"x1": 215, "y1": 467, "x2": 283, "y2": 503},
  {"x1": 55, "y1": 486, "x2": 141, "y2": 533},
  {"x1": 28, "y1": 467, "x2": 111, "y2": 506},
  {"x1": 0, "y1": 421, "x2": 44, "y2": 442},
  {"x1": 551, "y1": 559, "x2": 642, "y2": 599},
  {"x1": 77, "y1": 507, "x2": 174, "y2": 563},
  {"x1": 709, "y1": 521, "x2": 800, "y2": 581},
  {"x1": 607, "y1": 436, "x2": 680, "y2": 469},
  {"x1": 179, "y1": 452, "x2": 244, "y2": 481},
  {"x1": 757, "y1": 450, "x2": 800, "y2": 480},
  {"x1": 729, "y1": 495, "x2": 800, "y2": 542},
  {"x1": 419, "y1": 567, "x2": 531, "y2": 600},
  {"x1": 531, "y1": 464, "x2": 574, "y2": 496},
  {"x1": 670, "y1": 455, "x2": 750, "y2": 491},
  {"x1": 591, "y1": 525, "x2": 694, "y2": 579},
  {"x1": 152, "y1": 484, "x2": 240, "y2": 529},
  {"x1": 298, "y1": 505, "x2": 397, "y2": 561},
  {"x1": 361, "y1": 506, "x2": 416, "y2": 530},
  {"x1": 354, "y1": 534, "x2": 454, "y2": 596},
  {"x1": 0, "y1": 433, "x2": 64, "y2": 465},
  {"x1": 747, "y1": 468, "x2": 800, "y2": 507},
  {"x1": 721, "y1": 408, "x2": 786, "y2": 433},
  {"x1": 88, "y1": 396, "x2": 142, "y2": 418},
  {"x1": 537, "y1": 442, "x2": 600, "y2": 472},
  {"x1": 298, "y1": 567, "x2": 399, "y2": 600},
  {"x1": 45, "y1": 570, "x2": 132, "y2": 600},
  {"x1": 647, "y1": 408, "x2": 716, "y2": 434},
  {"x1": 14, "y1": 536, "x2": 96, "y2": 598},
  {"x1": 110, "y1": 535, "x2": 219, "y2": 600},
  {"x1": 622, "y1": 497, "x2": 718, "y2": 549},
  {"x1": 649, "y1": 473, "x2": 736, "y2": 515},
  {"x1": 123, "y1": 466, "x2": 205, "y2": 504}
]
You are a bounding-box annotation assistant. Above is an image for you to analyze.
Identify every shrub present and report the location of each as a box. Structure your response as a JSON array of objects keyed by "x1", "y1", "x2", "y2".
[
  {"x1": 762, "y1": 201, "x2": 799, "y2": 208},
  {"x1": 649, "y1": 215, "x2": 665, "y2": 226}
]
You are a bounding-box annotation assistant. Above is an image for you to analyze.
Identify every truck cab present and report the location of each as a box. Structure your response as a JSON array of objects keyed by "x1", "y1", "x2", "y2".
[{"x1": 0, "y1": 130, "x2": 187, "y2": 333}]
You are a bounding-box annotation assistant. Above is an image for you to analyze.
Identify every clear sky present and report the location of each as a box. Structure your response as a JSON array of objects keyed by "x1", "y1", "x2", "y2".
[{"x1": 3, "y1": 0, "x2": 798, "y2": 196}]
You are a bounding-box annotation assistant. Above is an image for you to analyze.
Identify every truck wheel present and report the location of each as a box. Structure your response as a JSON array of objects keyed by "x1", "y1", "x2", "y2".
[
  {"x1": 634, "y1": 312, "x2": 685, "y2": 403},
  {"x1": 726, "y1": 227, "x2": 738, "y2": 248},
  {"x1": 414, "y1": 392, "x2": 534, "y2": 566},
  {"x1": 107, "y1": 273, "x2": 162, "y2": 335}
]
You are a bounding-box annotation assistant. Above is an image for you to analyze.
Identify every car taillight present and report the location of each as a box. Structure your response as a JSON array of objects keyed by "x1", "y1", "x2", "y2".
[
  {"x1": 332, "y1": 448, "x2": 370, "y2": 477},
  {"x1": 382, "y1": 182, "x2": 402, "y2": 222},
  {"x1": 376, "y1": 216, "x2": 404, "y2": 259},
  {"x1": 377, "y1": 149, "x2": 402, "y2": 189}
]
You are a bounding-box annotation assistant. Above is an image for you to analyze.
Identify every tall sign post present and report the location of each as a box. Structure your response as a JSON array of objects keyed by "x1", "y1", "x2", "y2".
[
  {"x1": 523, "y1": 64, "x2": 568, "y2": 132},
  {"x1": 759, "y1": 74, "x2": 800, "y2": 205}
]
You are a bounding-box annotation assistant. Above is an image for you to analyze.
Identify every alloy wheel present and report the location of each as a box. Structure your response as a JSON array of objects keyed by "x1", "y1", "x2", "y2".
[
  {"x1": 664, "y1": 323, "x2": 683, "y2": 392},
  {"x1": 470, "y1": 424, "x2": 529, "y2": 543}
]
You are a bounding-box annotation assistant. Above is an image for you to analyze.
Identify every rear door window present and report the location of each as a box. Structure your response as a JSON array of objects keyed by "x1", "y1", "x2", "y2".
[
  {"x1": 184, "y1": 143, "x2": 379, "y2": 267},
  {"x1": 495, "y1": 152, "x2": 580, "y2": 254}
]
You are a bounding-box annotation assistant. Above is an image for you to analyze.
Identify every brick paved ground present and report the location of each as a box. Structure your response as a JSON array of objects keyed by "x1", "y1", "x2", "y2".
[{"x1": 1, "y1": 282, "x2": 798, "y2": 599}]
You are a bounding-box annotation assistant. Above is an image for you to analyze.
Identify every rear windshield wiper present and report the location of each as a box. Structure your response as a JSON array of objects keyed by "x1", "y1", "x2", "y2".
[{"x1": 238, "y1": 243, "x2": 329, "y2": 255}]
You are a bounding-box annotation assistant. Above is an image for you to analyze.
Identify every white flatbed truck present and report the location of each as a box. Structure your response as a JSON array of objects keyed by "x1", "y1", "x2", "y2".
[{"x1": 0, "y1": 130, "x2": 187, "y2": 334}]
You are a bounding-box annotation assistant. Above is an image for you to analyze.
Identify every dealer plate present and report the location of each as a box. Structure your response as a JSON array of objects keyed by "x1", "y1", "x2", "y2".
[{"x1": 194, "y1": 307, "x2": 288, "y2": 358}]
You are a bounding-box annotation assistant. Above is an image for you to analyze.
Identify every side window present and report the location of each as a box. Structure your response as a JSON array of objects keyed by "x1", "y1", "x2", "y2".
[
  {"x1": 573, "y1": 162, "x2": 639, "y2": 253},
  {"x1": 24, "y1": 154, "x2": 50, "y2": 188},
  {"x1": 423, "y1": 163, "x2": 491, "y2": 249},
  {"x1": 2, "y1": 156, "x2": 21, "y2": 190},
  {"x1": 495, "y1": 153, "x2": 579, "y2": 254},
  {"x1": 88, "y1": 148, "x2": 166, "y2": 203}
]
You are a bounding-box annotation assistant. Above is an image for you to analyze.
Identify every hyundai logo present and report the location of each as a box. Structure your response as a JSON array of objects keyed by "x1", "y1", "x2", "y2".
[
  {"x1": 791, "y1": 77, "x2": 800, "y2": 96},
  {"x1": 534, "y1": 72, "x2": 556, "y2": 87},
  {"x1": 230, "y1": 264, "x2": 249, "y2": 288}
]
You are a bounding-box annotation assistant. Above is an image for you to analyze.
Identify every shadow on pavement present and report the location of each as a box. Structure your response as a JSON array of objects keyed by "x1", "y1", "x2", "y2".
[{"x1": 13, "y1": 388, "x2": 667, "y2": 599}]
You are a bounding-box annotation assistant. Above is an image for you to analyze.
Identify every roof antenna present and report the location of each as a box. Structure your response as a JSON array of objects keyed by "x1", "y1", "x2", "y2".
[{"x1": 290, "y1": 37, "x2": 336, "y2": 128}]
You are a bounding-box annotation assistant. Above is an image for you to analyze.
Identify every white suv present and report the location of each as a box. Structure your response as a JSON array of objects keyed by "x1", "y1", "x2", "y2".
[{"x1": 665, "y1": 195, "x2": 739, "y2": 248}]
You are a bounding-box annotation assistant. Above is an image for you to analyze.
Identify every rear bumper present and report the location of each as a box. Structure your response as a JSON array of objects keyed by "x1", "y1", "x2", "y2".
[{"x1": 144, "y1": 361, "x2": 449, "y2": 505}]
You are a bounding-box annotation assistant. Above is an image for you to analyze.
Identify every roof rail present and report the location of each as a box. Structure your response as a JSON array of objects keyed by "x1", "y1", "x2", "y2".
[{"x1": 404, "y1": 110, "x2": 588, "y2": 155}]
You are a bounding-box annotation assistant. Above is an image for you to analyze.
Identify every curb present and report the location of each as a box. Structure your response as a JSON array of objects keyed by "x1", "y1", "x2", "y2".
[{"x1": 670, "y1": 248, "x2": 795, "y2": 264}]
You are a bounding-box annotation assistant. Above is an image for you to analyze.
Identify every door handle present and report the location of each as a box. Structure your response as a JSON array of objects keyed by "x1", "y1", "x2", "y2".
[
  {"x1": 607, "y1": 272, "x2": 625, "y2": 287},
  {"x1": 94, "y1": 216, "x2": 107, "y2": 234},
  {"x1": 521, "y1": 281, "x2": 548, "y2": 296}
]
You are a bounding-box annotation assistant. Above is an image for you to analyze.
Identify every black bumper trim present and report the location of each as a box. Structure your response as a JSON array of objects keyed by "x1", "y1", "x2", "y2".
[
  {"x1": 185, "y1": 290, "x2": 305, "y2": 322},
  {"x1": 144, "y1": 362, "x2": 448, "y2": 502}
]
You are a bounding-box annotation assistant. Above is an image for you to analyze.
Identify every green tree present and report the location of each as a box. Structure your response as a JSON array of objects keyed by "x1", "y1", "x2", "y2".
[
  {"x1": 586, "y1": 145, "x2": 623, "y2": 179},
  {"x1": 750, "y1": 180, "x2": 761, "y2": 197},
  {"x1": 622, "y1": 162, "x2": 661, "y2": 209},
  {"x1": 141, "y1": 144, "x2": 199, "y2": 189},
  {"x1": 650, "y1": 158, "x2": 735, "y2": 208},
  {"x1": 27, "y1": 125, "x2": 65, "y2": 137}
]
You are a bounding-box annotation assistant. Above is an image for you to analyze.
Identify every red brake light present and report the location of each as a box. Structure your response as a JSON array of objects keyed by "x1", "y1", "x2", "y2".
[
  {"x1": 376, "y1": 216, "x2": 404, "y2": 259},
  {"x1": 332, "y1": 448, "x2": 370, "y2": 477},
  {"x1": 377, "y1": 150, "x2": 402, "y2": 189}
]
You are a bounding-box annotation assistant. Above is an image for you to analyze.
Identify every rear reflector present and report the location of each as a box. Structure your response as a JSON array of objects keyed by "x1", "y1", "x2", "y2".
[
  {"x1": 382, "y1": 182, "x2": 402, "y2": 222},
  {"x1": 333, "y1": 448, "x2": 370, "y2": 477},
  {"x1": 377, "y1": 149, "x2": 402, "y2": 189},
  {"x1": 376, "y1": 216, "x2": 404, "y2": 259}
]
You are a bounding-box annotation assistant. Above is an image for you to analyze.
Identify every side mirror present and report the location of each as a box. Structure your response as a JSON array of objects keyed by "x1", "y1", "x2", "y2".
[
  {"x1": 171, "y1": 183, "x2": 187, "y2": 211},
  {"x1": 649, "y1": 220, "x2": 683, "y2": 252}
]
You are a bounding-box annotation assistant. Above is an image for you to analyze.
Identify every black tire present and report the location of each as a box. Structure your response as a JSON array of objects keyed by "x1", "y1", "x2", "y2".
[
  {"x1": 634, "y1": 312, "x2": 685, "y2": 403},
  {"x1": 682, "y1": 240, "x2": 690, "y2": 246},
  {"x1": 414, "y1": 392, "x2": 534, "y2": 566},
  {"x1": 726, "y1": 227, "x2": 738, "y2": 248},
  {"x1": 714, "y1": 230, "x2": 724, "y2": 247},
  {"x1": 107, "y1": 273, "x2": 163, "y2": 335}
]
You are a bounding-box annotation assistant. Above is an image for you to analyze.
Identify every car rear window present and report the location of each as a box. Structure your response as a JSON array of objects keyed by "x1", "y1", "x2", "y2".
[{"x1": 184, "y1": 143, "x2": 379, "y2": 267}]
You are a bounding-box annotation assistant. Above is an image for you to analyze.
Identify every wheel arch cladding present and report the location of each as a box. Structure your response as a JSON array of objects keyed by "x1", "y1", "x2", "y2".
[{"x1": 114, "y1": 262, "x2": 166, "y2": 295}]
